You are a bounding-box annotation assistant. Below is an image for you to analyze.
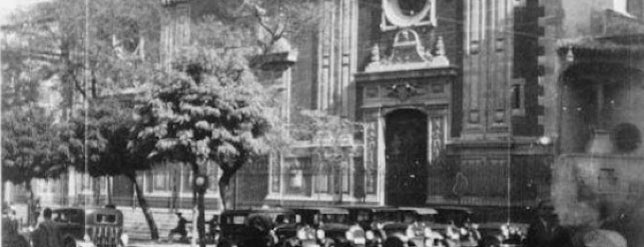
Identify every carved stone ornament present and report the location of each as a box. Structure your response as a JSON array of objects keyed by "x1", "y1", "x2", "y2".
[
  {"x1": 365, "y1": 29, "x2": 449, "y2": 72},
  {"x1": 381, "y1": 0, "x2": 436, "y2": 31},
  {"x1": 387, "y1": 82, "x2": 425, "y2": 101}
]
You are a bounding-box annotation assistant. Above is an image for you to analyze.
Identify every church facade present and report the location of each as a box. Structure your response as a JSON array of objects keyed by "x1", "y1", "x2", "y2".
[
  {"x1": 10, "y1": 1, "x2": 644, "y2": 226},
  {"x1": 259, "y1": 0, "x2": 550, "y2": 218}
]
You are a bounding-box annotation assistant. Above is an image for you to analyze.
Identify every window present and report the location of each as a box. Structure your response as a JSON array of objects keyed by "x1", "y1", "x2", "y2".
[
  {"x1": 207, "y1": 165, "x2": 218, "y2": 192},
  {"x1": 182, "y1": 168, "x2": 193, "y2": 193},
  {"x1": 285, "y1": 157, "x2": 312, "y2": 196},
  {"x1": 511, "y1": 84, "x2": 522, "y2": 109},
  {"x1": 271, "y1": 156, "x2": 281, "y2": 193},
  {"x1": 628, "y1": 0, "x2": 643, "y2": 18},
  {"x1": 153, "y1": 170, "x2": 170, "y2": 191},
  {"x1": 341, "y1": 165, "x2": 350, "y2": 193},
  {"x1": 510, "y1": 81, "x2": 525, "y2": 116},
  {"x1": 366, "y1": 169, "x2": 377, "y2": 194},
  {"x1": 316, "y1": 173, "x2": 329, "y2": 193}
]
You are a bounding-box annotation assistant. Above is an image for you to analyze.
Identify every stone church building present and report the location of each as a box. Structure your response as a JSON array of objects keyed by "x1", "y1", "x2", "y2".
[{"x1": 8, "y1": 0, "x2": 644, "y2": 236}]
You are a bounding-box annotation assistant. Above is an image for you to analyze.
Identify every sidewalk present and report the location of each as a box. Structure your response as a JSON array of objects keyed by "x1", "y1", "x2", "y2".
[{"x1": 127, "y1": 240, "x2": 217, "y2": 247}]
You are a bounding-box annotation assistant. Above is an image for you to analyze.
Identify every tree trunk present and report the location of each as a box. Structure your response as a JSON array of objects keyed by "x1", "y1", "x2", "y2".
[
  {"x1": 191, "y1": 194, "x2": 198, "y2": 247},
  {"x1": 106, "y1": 177, "x2": 113, "y2": 205},
  {"x1": 190, "y1": 165, "x2": 207, "y2": 247},
  {"x1": 218, "y1": 170, "x2": 235, "y2": 210},
  {"x1": 26, "y1": 182, "x2": 35, "y2": 226},
  {"x1": 128, "y1": 175, "x2": 159, "y2": 240},
  {"x1": 197, "y1": 189, "x2": 206, "y2": 247}
]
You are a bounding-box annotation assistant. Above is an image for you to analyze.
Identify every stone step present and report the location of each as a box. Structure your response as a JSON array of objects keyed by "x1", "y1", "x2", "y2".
[{"x1": 118, "y1": 207, "x2": 219, "y2": 241}]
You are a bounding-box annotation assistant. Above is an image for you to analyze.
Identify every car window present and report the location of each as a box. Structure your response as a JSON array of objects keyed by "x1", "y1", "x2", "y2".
[
  {"x1": 273, "y1": 213, "x2": 295, "y2": 224},
  {"x1": 95, "y1": 214, "x2": 117, "y2": 224},
  {"x1": 53, "y1": 210, "x2": 83, "y2": 224},
  {"x1": 232, "y1": 216, "x2": 246, "y2": 224},
  {"x1": 53, "y1": 212, "x2": 67, "y2": 223},
  {"x1": 420, "y1": 214, "x2": 435, "y2": 222},
  {"x1": 374, "y1": 211, "x2": 401, "y2": 222},
  {"x1": 321, "y1": 214, "x2": 348, "y2": 224},
  {"x1": 402, "y1": 212, "x2": 416, "y2": 223},
  {"x1": 357, "y1": 211, "x2": 370, "y2": 222}
]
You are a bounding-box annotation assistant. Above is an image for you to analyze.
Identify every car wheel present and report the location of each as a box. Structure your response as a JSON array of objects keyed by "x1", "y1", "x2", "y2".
[
  {"x1": 383, "y1": 237, "x2": 405, "y2": 247},
  {"x1": 324, "y1": 240, "x2": 335, "y2": 247},
  {"x1": 218, "y1": 239, "x2": 233, "y2": 247},
  {"x1": 16, "y1": 236, "x2": 29, "y2": 247},
  {"x1": 479, "y1": 236, "x2": 500, "y2": 247},
  {"x1": 64, "y1": 238, "x2": 76, "y2": 247}
]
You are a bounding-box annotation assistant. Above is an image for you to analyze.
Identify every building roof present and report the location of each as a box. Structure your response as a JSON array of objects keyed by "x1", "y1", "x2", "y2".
[{"x1": 558, "y1": 37, "x2": 644, "y2": 57}]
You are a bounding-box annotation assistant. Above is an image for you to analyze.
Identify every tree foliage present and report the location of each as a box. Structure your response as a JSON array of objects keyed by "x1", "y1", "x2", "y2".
[
  {"x1": 2, "y1": 0, "x2": 164, "y2": 239},
  {"x1": 2, "y1": 0, "x2": 163, "y2": 102},
  {"x1": 56, "y1": 97, "x2": 161, "y2": 240},
  {"x1": 1, "y1": 106, "x2": 63, "y2": 185},
  {"x1": 57, "y1": 98, "x2": 150, "y2": 177},
  {"x1": 132, "y1": 46, "x2": 272, "y2": 197},
  {"x1": 131, "y1": 45, "x2": 274, "y2": 245}
]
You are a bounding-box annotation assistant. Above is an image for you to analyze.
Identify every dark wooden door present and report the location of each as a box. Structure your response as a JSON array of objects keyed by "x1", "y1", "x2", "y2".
[{"x1": 385, "y1": 109, "x2": 428, "y2": 206}]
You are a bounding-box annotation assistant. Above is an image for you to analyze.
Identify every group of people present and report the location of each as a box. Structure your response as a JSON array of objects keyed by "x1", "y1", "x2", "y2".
[
  {"x1": 2, "y1": 203, "x2": 61, "y2": 247},
  {"x1": 524, "y1": 200, "x2": 572, "y2": 247}
]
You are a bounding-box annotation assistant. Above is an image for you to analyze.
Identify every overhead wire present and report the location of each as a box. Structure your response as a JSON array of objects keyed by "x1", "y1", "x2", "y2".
[{"x1": 84, "y1": 0, "x2": 90, "y2": 209}]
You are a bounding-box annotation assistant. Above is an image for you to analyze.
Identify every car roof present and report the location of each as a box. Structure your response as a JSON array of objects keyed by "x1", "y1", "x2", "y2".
[
  {"x1": 435, "y1": 206, "x2": 473, "y2": 214},
  {"x1": 290, "y1": 207, "x2": 349, "y2": 214},
  {"x1": 398, "y1": 207, "x2": 438, "y2": 215},
  {"x1": 221, "y1": 207, "x2": 294, "y2": 215},
  {"x1": 340, "y1": 205, "x2": 399, "y2": 212},
  {"x1": 52, "y1": 207, "x2": 121, "y2": 214}
]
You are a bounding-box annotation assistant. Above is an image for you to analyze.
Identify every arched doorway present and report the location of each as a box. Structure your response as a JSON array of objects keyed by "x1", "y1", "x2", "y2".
[{"x1": 385, "y1": 109, "x2": 428, "y2": 205}]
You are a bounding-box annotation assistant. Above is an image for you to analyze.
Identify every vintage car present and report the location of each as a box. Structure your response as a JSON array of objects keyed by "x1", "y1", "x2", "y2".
[
  {"x1": 278, "y1": 207, "x2": 366, "y2": 247},
  {"x1": 476, "y1": 222, "x2": 528, "y2": 247},
  {"x1": 392, "y1": 207, "x2": 445, "y2": 247},
  {"x1": 21, "y1": 207, "x2": 128, "y2": 247},
  {"x1": 342, "y1": 206, "x2": 403, "y2": 247},
  {"x1": 433, "y1": 206, "x2": 479, "y2": 247},
  {"x1": 218, "y1": 207, "x2": 296, "y2": 247}
]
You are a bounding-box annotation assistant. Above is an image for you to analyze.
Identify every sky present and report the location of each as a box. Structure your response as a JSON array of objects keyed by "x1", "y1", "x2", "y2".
[{"x1": 0, "y1": 0, "x2": 51, "y2": 25}]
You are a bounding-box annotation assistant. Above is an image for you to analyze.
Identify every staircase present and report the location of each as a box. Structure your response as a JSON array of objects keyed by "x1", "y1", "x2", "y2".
[{"x1": 119, "y1": 207, "x2": 220, "y2": 241}]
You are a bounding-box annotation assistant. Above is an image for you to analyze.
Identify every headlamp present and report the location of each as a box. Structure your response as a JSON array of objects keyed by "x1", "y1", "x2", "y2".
[
  {"x1": 297, "y1": 229, "x2": 307, "y2": 240},
  {"x1": 366, "y1": 230, "x2": 375, "y2": 240}
]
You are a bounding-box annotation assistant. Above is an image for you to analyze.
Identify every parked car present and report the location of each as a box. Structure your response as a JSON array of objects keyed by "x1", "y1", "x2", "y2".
[
  {"x1": 342, "y1": 206, "x2": 403, "y2": 247},
  {"x1": 21, "y1": 207, "x2": 128, "y2": 247},
  {"x1": 434, "y1": 206, "x2": 479, "y2": 247},
  {"x1": 476, "y1": 222, "x2": 528, "y2": 247},
  {"x1": 395, "y1": 207, "x2": 445, "y2": 247},
  {"x1": 281, "y1": 207, "x2": 366, "y2": 247},
  {"x1": 218, "y1": 207, "x2": 296, "y2": 247}
]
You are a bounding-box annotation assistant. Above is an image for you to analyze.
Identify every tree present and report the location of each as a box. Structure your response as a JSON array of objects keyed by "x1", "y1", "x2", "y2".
[
  {"x1": 1, "y1": 0, "x2": 163, "y2": 101},
  {"x1": 56, "y1": 97, "x2": 162, "y2": 240},
  {"x1": 2, "y1": 0, "x2": 164, "y2": 240},
  {"x1": 131, "y1": 46, "x2": 273, "y2": 247},
  {"x1": 1, "y1": 106, "x2": 64, "y2": 224}
]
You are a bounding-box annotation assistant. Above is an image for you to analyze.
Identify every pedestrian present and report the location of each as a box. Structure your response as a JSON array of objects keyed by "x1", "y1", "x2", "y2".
[
  {"x1": 525, "y1": 200, "x2": 572, "y2": 247},
  {"x1": 168, "y1": 212, "x2": 188, "y2": 240},
  {"x1": 240, "y1": 214, "x2": 275, "y2": 247},
  {"x1": 32, "y1": 208, "x2": 63, "y2": 247}
]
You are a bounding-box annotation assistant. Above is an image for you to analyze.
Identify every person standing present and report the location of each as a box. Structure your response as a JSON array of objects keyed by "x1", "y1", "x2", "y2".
[
  {"x1": 525, "y1": 200, "x2": 572, "y2": 247},
  {"x1": 32, "y1": 208, "x2": 62, "y2": 247}
]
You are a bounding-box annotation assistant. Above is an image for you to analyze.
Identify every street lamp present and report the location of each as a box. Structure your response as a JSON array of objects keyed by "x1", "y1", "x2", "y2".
[
  {"x1": 193, "y1": 174, "x2": 209, "y2": 193},
  {"x1": 537, "y1": 136, "x2": 553, "y2": 146}
]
